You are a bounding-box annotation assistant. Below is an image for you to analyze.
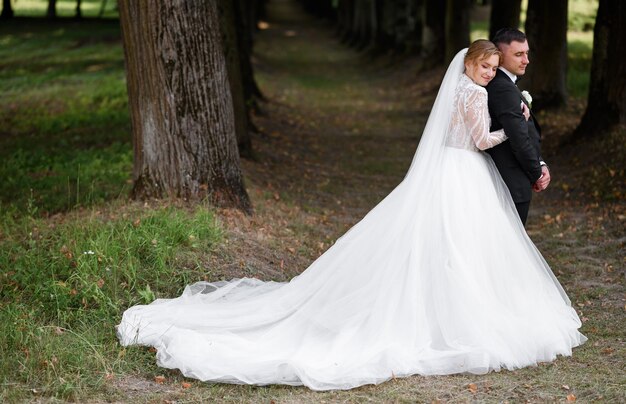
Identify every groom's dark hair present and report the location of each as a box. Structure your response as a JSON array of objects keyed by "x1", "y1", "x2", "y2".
[{"x1": 492, "y1": 28, "x2": 526, "y2": 47}]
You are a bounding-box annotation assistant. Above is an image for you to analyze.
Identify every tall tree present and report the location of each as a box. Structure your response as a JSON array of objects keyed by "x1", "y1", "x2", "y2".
[
  {"x1": 421, "y1": 0, "x2": 445, "y2": 67},
  {"x1": 217, "y1": 0, "x2": 253, "y2": 157},
  {"x1": 445, "y1": 0, "x2": 471, "y2": 63},
  {"x1": 98, "y1": 0, "x2": 109, "y2": 18},
  {"x1": 1, "y1": 0, "x2": 13, "y2": 19},
  {"x1": 405, "y1": 0, "x2": 424, "y2": 53},
  {"x1": 575, "y1": 0, "x2": 626, "y2": 136},
  {"x1": 240, "y1": 0, "x2": 265, "y2": 101},
  {"x1": 337, "y1": 0, "x2": 356, "y2": 43},
  {"x1": 75, "y1": 0, "x2": 82, "y2": 19},
  {"x1": 374, "y1": 0, "x2": 423, "y2": 53},
  {"x1": 118, "y1": 1, "x2": 252, "y2": 213},
  {"x1": 488, "y1": 0, "x2": 521, "y2": 39},
  {"x1": 47, "y1": 0, "x2": 57, "y2": 19},
  {"x1": 523, "y1": 0, "x2": 568, "y2": 110}
]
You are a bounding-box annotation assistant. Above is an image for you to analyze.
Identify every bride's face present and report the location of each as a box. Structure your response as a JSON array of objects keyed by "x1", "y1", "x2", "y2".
[{"x1": 465, "y1": 54, "x2": 499, "y2": 87}]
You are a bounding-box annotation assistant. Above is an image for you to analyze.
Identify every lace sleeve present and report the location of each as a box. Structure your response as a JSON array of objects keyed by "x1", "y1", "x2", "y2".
[{"x1": 465, "y1": 87, "x2": 508, "y2": 150}]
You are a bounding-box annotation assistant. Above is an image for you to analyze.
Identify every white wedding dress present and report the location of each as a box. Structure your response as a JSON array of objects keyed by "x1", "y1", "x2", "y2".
[{"x1": 117, "y1": 49, "x2": 586, "y2": 390}]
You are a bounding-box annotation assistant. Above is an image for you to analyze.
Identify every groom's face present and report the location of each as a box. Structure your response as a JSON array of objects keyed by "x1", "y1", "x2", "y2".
[{"x1": 499, "y1": 40, "x2": 530, "y2": 76}]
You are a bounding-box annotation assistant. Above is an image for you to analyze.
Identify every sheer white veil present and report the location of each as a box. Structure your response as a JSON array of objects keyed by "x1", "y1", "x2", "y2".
[{"x1": 404, "y1": 47, "x2": 467, "y2": 181}]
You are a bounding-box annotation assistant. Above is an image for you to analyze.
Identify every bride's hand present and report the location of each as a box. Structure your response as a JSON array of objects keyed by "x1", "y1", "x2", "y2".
[{"x1": 521, "y1": 103, "x2": 530, "y2": 121}]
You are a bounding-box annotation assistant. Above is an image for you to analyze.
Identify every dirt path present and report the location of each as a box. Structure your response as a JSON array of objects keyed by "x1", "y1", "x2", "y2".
[{"x1": 116, "y1": 1, "x2": 624, "y2": 401}]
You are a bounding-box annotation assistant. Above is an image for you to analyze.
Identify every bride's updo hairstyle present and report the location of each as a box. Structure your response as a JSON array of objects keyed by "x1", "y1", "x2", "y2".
[{"x1": 464, "y1": 39, "x2": 502, "y2": 66}]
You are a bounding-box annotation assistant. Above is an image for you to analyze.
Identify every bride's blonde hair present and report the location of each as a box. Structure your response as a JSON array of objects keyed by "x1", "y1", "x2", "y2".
[{"x1": 464, "y1": 39, "x2": 502, "y2": 65}]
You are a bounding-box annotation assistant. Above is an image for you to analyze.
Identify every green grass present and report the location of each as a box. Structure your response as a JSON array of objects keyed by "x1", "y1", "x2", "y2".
[
  {"x1": 0, "y1": 204, "x2": 222, "y2": 401},
  {"x1": 0, "y1": 18, "x2": 225, "y2": 402},
  {"x1": 567, "y1": 32, "x2": 594, "y2": 98},
  {"x1": 0, "y1": 0, "x2": 120, "y2": 18},
  {"x1": 0, "y1": 19, "x2": 129, "y2": 213}
]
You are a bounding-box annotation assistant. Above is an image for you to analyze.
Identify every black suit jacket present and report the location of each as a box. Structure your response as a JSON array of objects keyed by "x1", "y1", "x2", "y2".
[{"x1": 486, "y1": 69, "x2": 543, "y2": 203}]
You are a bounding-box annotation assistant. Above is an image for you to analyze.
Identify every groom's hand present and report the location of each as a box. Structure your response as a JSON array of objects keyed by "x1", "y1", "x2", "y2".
[{"x1": 533, "y1": 166, "x2": 551, "y2": 192}]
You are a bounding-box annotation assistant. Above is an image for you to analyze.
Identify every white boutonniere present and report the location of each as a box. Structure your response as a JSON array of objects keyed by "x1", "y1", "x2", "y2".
[{"x1": 521, "y1": 90, "x2": 532, "y2": 108}]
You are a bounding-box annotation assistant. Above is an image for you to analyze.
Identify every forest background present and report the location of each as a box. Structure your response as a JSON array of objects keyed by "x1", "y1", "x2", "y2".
[{"x1": 0, "y1": 0, "x2": 624, "y2": 402}]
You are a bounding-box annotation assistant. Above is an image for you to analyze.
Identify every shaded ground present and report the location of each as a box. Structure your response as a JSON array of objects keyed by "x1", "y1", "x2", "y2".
[{"x1": 104, "y1": 1, "x2": 625, "y2": 402}]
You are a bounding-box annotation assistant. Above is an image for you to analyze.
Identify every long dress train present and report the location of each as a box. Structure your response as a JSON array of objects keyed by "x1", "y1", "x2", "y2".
[{"x1": 117, "y1": 49, "x2": 586, "y2": 391}]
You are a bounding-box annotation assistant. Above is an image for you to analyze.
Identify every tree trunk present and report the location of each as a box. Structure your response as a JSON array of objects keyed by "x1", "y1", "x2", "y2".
[
  {"x1": 523, "y1": 0, "x2": 568, "y2": 110},
  {"x1": 488, "y1": 0, "x2": 521, "y2": 39},
  {"x1": 350, "y1": 0, "x2": 376, "y2": 49},
  {"x1": 118, "y1": 1, "x2": 252, "y2": 213},
  {"x1": 218, "y1": 0, "x2": 253, "y2": 158},
  {"x1": 405, "y1": 0, "x2": 424, "y2": 53},
  {"x1": 240, "y1": 0, "x2": 265, "y2": 101},
  {"x1": 47, "y1": 0, "x2": 57, "y2": 19},
  {"x1": 575, "y1": 0, "x2": 626, "y2": 136},
  {"x1": 421, "y1": 0, "x2": 445, "y2": 67},
  {"x1": 445, "y1": 0, "x2": 471, "y2": 63},
  {"x1": 75, "y1": 0, "x2": 82, "y2": 19},
  {"x1": 98, "y1": 0, "x2": 109, "y2": 18},
  {"x1": 1, "y1": 0, "x2": 13, "y2": 19},
  {"x1": 375, "y1": 0, "x2": 396, "y2": 51}
]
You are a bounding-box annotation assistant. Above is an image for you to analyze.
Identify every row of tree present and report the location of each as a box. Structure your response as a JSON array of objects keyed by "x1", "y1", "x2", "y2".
[
  {"x1": 1, "y1": 0, "x2": 90, "y2": 19},
  {"x1": 298, "y1": 0, "x2": 568, "y2": 110},
  {"x1": 298, "y1": 0, "x2": 624, "y2": 137},
  {"x1": 4, "y1": 0, "x2": 622, "y2": 214}
]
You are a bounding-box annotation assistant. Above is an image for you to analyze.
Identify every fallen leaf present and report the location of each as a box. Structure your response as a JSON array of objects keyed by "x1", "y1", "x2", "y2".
[
  {"x1": 60, "y1": 245, "x2": 73, "y2": 259},
  {"x1": 562, "y1": 384, "x2": 570, "y2": 390},
  {"x1": 567, "y1": 393, "x2": 577, "y2": 401},
  {"x1": 468, "y1": 383, "x2": 478, "y2": 394},
  {"x1": 96, "y1": 278, "x2": 105, "y2": 288},
  {"x1": 154, "y1": 375, "x2": 166, "y2": 384},
  {"x1": 181, "y1": 381, "x2": 191, "y2": 389}
]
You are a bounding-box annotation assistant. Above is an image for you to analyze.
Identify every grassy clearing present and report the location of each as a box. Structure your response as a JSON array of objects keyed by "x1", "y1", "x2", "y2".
[
  {"x1": 0, "y1": 19, "x2": 129, "y2": 212},
  {"x1": 0, "y1": 202, "x2": 222, "y2": 401}
]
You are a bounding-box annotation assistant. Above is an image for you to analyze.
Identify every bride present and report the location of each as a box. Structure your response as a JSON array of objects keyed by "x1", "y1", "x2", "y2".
[{"x1": 117, "y1": 40, "x2": 586, "y2": 391}]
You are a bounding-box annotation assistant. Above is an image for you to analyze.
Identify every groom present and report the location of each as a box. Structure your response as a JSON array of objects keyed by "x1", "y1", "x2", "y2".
[{"x1": 486, "y1": 28, "x2": 550, "y2": 225}]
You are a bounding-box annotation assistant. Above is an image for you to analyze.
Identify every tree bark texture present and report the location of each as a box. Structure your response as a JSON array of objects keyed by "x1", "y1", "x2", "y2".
[
  {"x1": 422, "y1": 0, "x2": 445, "y2": 66},
  {"x1": 217, "y1": 0, "x2": 253, "y2": 157},
  {"x1": 523, "y1": 0, "x2": 568, "y2": 110},
  {"x1": 445, "y1": 0, "x2": 471, "y2": 63},
  {"x1": 576, "y1": 0, "x2": 626, "y2": 135},
  {"x1": 488, "y1": 0, "x2": 521, "y2": 39},
  {"x1": 118, "y1": 1, "x2": 252, "y2": 213}
]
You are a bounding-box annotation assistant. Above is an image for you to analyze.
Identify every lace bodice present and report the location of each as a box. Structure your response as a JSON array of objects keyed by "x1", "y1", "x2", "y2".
[{"x1": 446, "y1": 74, "x2": 507, "y2": 151}]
